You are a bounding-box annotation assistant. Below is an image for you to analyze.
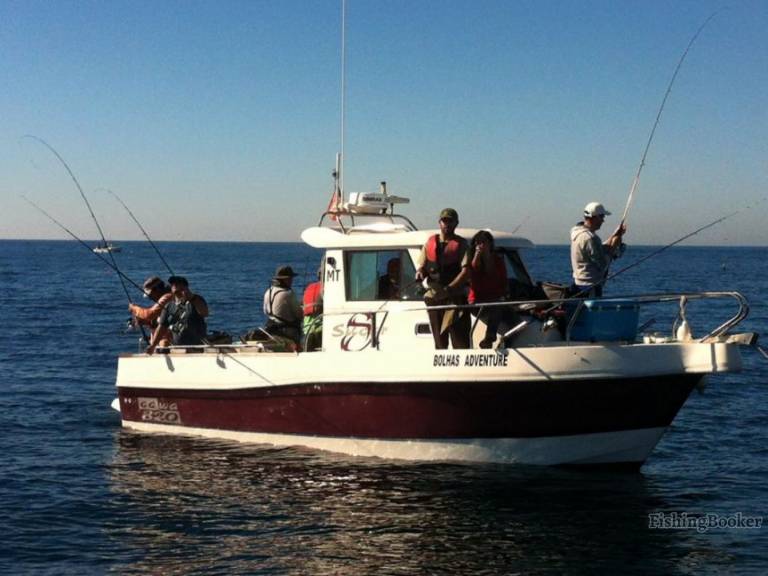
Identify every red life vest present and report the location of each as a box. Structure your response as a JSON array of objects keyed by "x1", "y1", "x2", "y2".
[
  {"x1": 424, "y1": 234, "x2": 467, "y2": 284},
  {"x1": 468, "y1": 254, "x2": 508, "y2": 304},
  {"x1": 303, "y1": 281, "x2": 323, "y2": 316}
]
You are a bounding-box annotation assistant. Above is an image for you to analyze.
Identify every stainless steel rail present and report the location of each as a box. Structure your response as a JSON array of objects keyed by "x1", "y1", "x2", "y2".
[{"x1": 141, "y1": 291, "x2": 749, "y2": 354}]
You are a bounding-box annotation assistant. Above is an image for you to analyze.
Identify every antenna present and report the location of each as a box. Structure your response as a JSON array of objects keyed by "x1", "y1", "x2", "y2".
[{"x1": 339, "y1": 0, "x2": 347, "y2": 204}]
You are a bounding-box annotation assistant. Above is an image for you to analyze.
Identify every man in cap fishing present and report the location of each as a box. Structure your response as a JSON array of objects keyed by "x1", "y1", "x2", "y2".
[
  {"x1": 146, "y1": 276, "x2": 209, "y2": 354},
  {"x1": 570, "y1": 202, "x2": 626, "y2": 297},
  {"x1": 129, "y1": 276, "x2": 173, "y2": 329},
  {"x1": 263, "y1": 265, "x2": 304, "y2": 347},
  {"x1": 416, "y1": 208, "x2": 471, "y2": 349}
]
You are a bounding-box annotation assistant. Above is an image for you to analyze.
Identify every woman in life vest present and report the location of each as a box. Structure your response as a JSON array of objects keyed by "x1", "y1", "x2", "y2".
[
  {"x1": 415, "y1": 208, "x2": 471, "y2": 349},
  {"x1": 467, "y1": 230, "x2": 508, "y2": 348}
]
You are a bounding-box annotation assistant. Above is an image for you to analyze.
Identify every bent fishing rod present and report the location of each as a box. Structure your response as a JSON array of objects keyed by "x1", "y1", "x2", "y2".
[
  {"x1": 619, "y1": 10, "x2": 720, "y2": 227},
  {"x1": 22, "y1": 195, "x2": 151, "y2": 342},
  {"x1": 500, "y1": 200, "x2": 761, "y2": 341},
  {"x1": 22, "y1": 135, "x2": 137, "y2": 312},
  {"x1": 22, "y1": 196, "x2": 145, "y2": 294},
  {"x1": 101, "y1": 188, "x2": 175, "y2": 275}
]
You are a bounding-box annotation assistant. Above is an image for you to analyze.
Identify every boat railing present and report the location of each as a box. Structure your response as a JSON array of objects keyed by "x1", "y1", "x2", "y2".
[
  {"x1": 143, "y1": 341, "x2": 287, "y2": 355},
  {"x1": 317, "y1": 211, "x2": 418, "y2": 233},
  {"x1": 135, "y1": 290, "x2": 749, "y2": 355},
  {"x1": 319, "y1": 290, "x2": 750, "y2": 345}
]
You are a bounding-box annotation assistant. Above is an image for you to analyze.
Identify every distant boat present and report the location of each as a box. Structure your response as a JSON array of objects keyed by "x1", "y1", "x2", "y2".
[{"x1": 93, "y1": 242, "x2": 121, "y2": 254}]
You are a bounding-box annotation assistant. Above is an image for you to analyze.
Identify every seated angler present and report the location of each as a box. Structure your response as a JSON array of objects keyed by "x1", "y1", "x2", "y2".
[
  {"x1": 145, "y1": 276, "x2": 209, "y2": 354},
  {"x1": 264, "y1": 265, "x2": 303, "y2": 348}
]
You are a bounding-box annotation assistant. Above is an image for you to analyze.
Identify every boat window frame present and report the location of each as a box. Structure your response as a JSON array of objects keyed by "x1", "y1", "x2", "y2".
[
  {"x1": 500, "y1": 248, "x2": 534, "y2": 286},
  {"x1": 343, "y1": 249, "x2": 420, "y2": 302}
]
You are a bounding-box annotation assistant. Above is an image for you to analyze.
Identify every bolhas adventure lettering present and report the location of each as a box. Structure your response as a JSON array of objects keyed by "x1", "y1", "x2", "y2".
[{"x1": 433, "y1": 352, "x2": 508, "y2": 368}]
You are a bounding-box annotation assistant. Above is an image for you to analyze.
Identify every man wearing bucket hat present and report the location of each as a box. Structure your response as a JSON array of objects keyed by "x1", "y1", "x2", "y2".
[
  {"x1": 263, "y1": 265, "x2": 304, "y2": 346},
  {"x1": 415, "y1": 208, "x2": 471, "y2": 349},
  {"x1": 570, "y1": 202, "x2": 627, "y2": 297}
]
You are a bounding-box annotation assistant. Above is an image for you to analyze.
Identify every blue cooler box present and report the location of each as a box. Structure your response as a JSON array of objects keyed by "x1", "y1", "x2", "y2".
[{"x1": 567, "y1": 299, "x2": 639, "y2": 342}]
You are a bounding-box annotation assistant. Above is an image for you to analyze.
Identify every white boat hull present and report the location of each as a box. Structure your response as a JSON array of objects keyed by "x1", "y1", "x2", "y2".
[
  {"x1": 122, "y1": 420, "x2": 666, "y2": 468},
  {"x1": 115, "y1": 342, "x2": 740, "y2": 468}
]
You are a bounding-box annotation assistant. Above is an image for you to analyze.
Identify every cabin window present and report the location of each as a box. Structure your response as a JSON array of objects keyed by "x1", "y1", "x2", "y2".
[
  {"x1": 502, "y1": 249, "x2": 533, "y2": 286},
  {"x1": 345, "y1": 250, "x2": 418, "y2": 301},
  {"x1": 499, "y1": 248, "x2": 538, "y2": 300}
]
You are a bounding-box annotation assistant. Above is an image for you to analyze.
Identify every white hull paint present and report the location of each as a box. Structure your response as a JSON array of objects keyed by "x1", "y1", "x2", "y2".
[
  {"x1": 116, "y1": 341, "x2": 741, "y2": 391},
  {"x1": 122, "y1": 420, "x2": 667, "y2": 466}
]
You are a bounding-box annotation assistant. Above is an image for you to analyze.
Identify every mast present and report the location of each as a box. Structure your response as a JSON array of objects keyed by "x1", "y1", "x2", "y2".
[{"x1": 339, "y1": 0, "x2": 347, "y2": 206}]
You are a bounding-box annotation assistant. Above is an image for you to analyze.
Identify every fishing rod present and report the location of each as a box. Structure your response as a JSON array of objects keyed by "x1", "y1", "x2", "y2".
[
  {"x1": 511, "y1": 215, "x2": 530, "y2": 235},
  {"x1": 22, "y1": 196, "x2": 145, "y2": 294},
  {"x1": 606, "y1": 197, "x2": 767, "y2": 285},
  {"x1": 501, "y1": 199, "x2": 762, "y2": 342},
  {"x1": 102, "y1": 188, "x2": 175, "y2": 275},
  {"x1": 22, "y1": 135, "x2": 137, "y2": 307},
  {"x1": 23, "y1": 195, "x2": 151, "y2": 342},
  {"x1": 620, "y1": 11, "x2": 719, "y2": 226}
]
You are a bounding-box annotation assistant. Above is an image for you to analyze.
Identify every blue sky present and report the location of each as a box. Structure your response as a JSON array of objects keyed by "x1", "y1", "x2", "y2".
[{"x1": 1, "y1": 0, "x2": 766, "y2": 245}]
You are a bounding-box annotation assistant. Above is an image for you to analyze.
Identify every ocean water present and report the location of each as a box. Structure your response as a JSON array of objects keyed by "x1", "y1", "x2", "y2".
[{"x1": 1, "y1": 239, "x2": 766, "y2": 575}]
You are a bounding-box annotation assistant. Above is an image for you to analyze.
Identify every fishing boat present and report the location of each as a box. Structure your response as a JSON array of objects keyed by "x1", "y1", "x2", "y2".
[
  {"x1": 93, "y1": 242, "x2": 121, "y2": 254},
  {"x1": 113, "y1": 185, "x2": 753, "y2": 469}
]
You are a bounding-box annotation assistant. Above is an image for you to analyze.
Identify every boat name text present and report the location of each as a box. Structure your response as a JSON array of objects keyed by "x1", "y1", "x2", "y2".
[
  {"x1": 138, "y1": 397, "x2": 182, "y2": 424},
  {"x1": 434, "y1": 353, "x2": 508, "y2": 367}
]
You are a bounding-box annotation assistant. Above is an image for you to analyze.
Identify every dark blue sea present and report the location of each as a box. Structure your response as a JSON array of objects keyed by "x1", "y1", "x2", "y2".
[{"x1": 1, "y1": 240, "x2": 766, "y2": 575}]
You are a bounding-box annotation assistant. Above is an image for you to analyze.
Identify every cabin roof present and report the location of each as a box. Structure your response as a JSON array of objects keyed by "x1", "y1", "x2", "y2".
[{"x1": 301, "y1": 225, "x2": 535, "y2": 250}]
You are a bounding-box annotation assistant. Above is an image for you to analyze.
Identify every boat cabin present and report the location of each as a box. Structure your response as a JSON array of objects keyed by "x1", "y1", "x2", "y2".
[{"x1": 300, "y1": 188, "x2": 547, "y2": 353}]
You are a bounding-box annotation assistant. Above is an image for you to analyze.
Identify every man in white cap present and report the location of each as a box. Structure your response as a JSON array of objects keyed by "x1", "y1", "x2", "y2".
[{"x1": 570, "y1": 202, "x2": 626, "y2": 297}]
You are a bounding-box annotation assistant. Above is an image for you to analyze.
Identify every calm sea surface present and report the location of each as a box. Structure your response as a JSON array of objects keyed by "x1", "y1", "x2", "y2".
[{"x1": 1, "y1": 240, "x2": 766, "y2": 575}]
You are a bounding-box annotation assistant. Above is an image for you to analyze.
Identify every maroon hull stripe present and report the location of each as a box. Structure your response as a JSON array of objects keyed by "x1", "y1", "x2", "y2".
[{"x1": 119, "y1": 375, "x2": 700, "y2": 439}]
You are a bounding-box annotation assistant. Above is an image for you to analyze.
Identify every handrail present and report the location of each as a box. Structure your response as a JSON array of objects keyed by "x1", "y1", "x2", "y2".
[
  {"x1": 322, "y1": 290, "x2": 747, "y2": 315},
  {"x1": 320, "y1": 290, "x2": 750, "y2": 343},
  {"x1": 142, "y1": 291, "x2": 749, "y2": 354},
  {"x1": 317, "y1": 211, "x2": 418, "y2": 232}
]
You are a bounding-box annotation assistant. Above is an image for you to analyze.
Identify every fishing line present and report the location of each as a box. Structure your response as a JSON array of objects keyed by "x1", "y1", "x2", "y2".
[
  {"x1": 201, "y1": 338, "x2": 276, "y2": 384},
  {"x1": 497, "y1": 197, "x2": 764, "y2": 342},
  {"x1": 22, "y1": 195, "x2": 145, "y2": 294},
  {"x1": 101, "y1": 188, "x2": 175, "y2": 275},
  {"x1": 21, "y1": 135, "x2": 136, "y2": 307},
  {"x1": 606, "y1": 197, "x2": 767, "y2": 285},
  {"x1": 620, "y1": 10, "x2": 721, "y2": 226}
]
